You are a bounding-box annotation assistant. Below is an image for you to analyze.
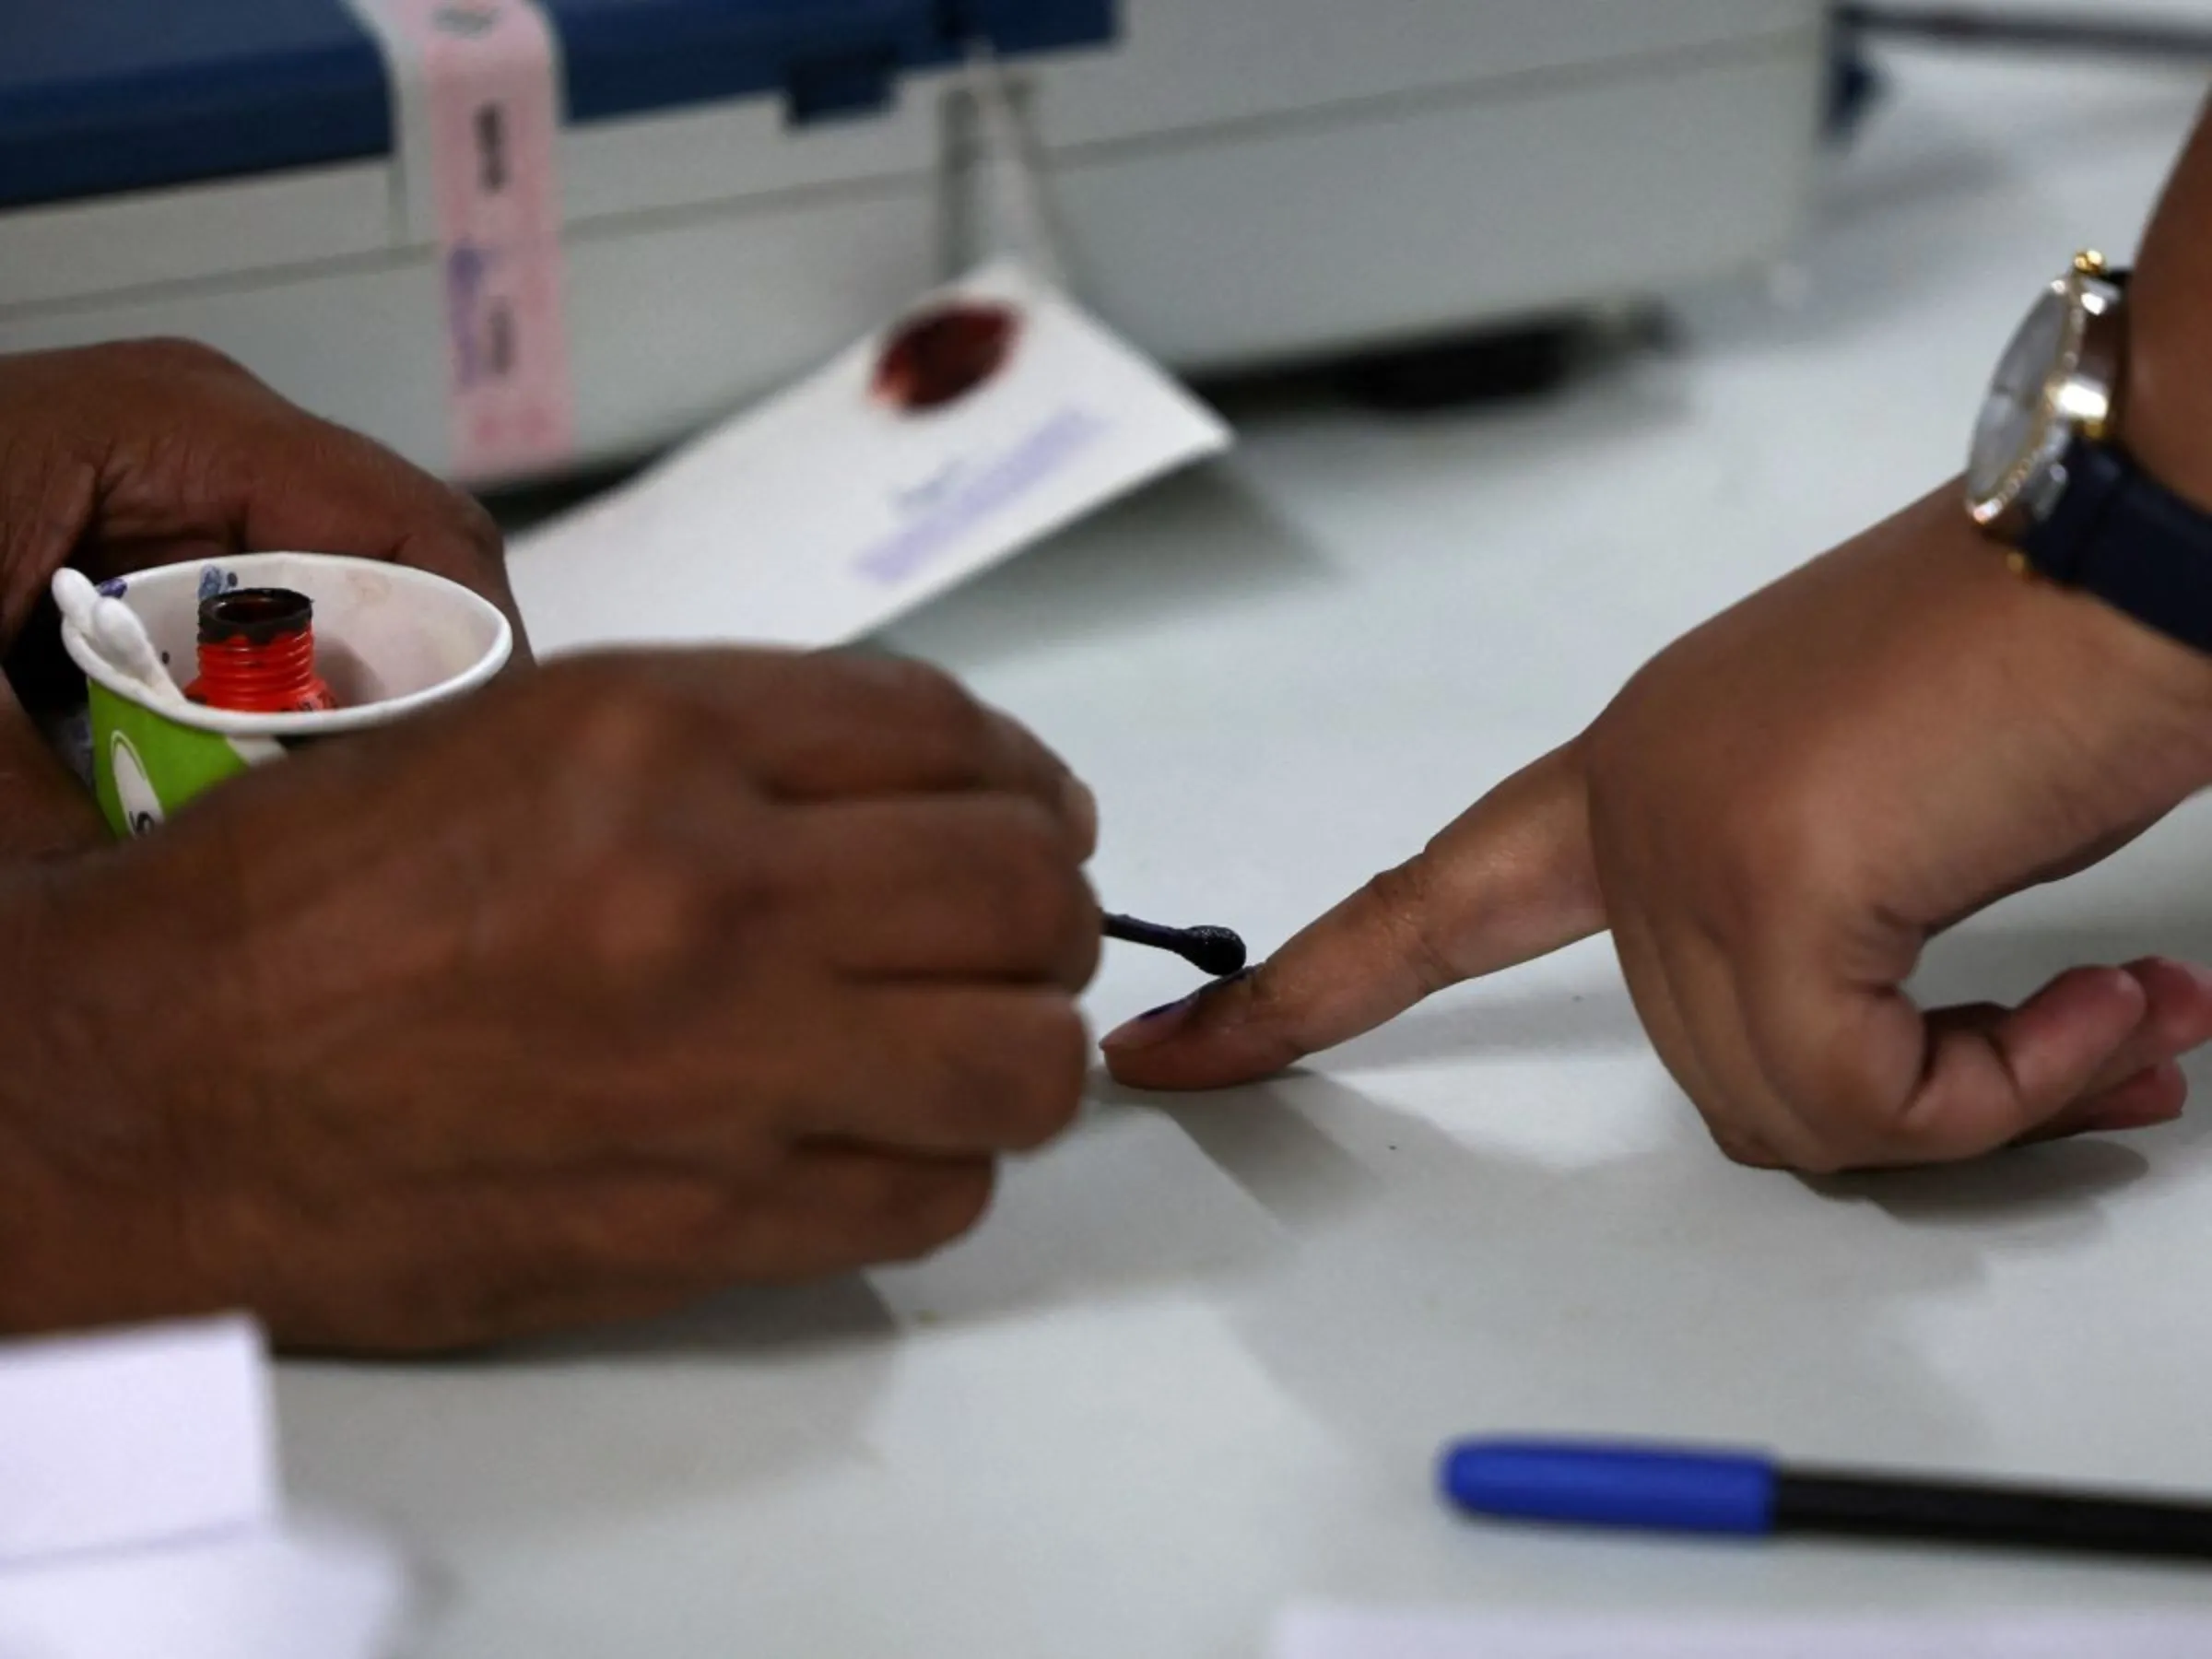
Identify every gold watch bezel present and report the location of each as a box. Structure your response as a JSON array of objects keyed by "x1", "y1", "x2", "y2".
[{"x1": 1967, "y1": 250, "x2": 2127, "y2": 543}]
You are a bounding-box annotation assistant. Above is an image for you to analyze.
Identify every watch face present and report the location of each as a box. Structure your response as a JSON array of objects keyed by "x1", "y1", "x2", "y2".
[{"x1": 1967, "y1": 288, "x2": 2069, "y2": 504}]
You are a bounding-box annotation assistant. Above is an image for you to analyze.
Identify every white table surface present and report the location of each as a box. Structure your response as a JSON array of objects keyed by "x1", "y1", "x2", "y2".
[{"x1": 281, "y1": 41, "x2": 2212, "y2": 1658}]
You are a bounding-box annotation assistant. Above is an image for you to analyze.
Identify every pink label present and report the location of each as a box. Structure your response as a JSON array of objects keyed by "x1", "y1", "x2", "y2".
[{"x1": 383, "y1": 0, "x2": 575, "y2": 482}]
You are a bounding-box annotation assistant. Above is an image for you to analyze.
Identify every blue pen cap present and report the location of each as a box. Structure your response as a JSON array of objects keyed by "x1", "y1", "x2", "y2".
[{"x1": 1439, "y1": 1438, "x2": 1778, "y2": 1535}]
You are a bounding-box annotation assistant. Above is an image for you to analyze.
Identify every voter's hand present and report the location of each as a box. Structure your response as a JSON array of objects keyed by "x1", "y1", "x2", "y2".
[
  {"x1": 5, "y1": 652, "x2": 1099, "y2": 1350},
  {"x1": 1104, "y1": 488, "x2": 2212, "y2": 1171}
]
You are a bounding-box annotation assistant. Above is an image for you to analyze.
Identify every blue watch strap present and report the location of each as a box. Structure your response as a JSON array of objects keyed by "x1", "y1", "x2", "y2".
[{"x1": 2019, "y1": 435, "x2": 2212, "y2": 656}]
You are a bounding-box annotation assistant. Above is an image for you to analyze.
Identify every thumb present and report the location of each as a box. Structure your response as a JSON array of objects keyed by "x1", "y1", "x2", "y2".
[{"x1": 1101, "y1": 742, "x2": 1605, "y2": 1089}]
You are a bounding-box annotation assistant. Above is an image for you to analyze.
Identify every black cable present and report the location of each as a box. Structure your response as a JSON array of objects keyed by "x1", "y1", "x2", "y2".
[{"x1": 1838, "y1": 4, "x2": 2212, "y2": 62}]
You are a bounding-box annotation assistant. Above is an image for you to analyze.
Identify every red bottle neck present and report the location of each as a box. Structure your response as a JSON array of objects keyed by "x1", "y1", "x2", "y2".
[
  {"x1": 186, "y1": 589, "x2": 335, "y2": 713},
  {"x1": 191, "y1": 629, "x2": 324, "y2": 713}
]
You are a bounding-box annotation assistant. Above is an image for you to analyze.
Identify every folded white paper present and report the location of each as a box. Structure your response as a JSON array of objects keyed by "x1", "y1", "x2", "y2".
[
  {"x1": 509, "y1": 260, "x2": 1231, "y2": 653},
  {"x1": 0, "y1": 1515, "x2": 411, "y2": 1659},
  {"x1": 1275, "y1": 1607, "x2": 2212, "y2": 1658},
  {"x1": 0, "y1": 1316, "x2": 275, "y2": 1564},
  {"x1": 0, "y1": 1316, "x2": 411, "y2": 1658}
]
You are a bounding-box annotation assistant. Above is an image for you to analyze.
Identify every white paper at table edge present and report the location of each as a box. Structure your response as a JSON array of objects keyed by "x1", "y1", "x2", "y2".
[
  {"x1": 1272, "y1": 1605, "x2": 2212, "y2": 1658},
  {"x1": 0, "y1": 1314, "x2": 277, "y2": 1565},
  {"x1": 505, "y1": 259, "x2": 1233, "y2": 653},
  {"x1": 0, "y1": 1512, "x2": 414, "y2": 1659}
]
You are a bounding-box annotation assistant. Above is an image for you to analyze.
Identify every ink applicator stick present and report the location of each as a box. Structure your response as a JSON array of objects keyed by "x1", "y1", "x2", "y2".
[{"x1": 1102, "y1": 912, "x2": 1247, "y2": 978}]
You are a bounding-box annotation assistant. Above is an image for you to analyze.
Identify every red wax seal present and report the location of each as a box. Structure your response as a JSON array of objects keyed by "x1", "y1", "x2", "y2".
[{"x1": 871, "y1": 301, "x2": 1020, "y2": 413}]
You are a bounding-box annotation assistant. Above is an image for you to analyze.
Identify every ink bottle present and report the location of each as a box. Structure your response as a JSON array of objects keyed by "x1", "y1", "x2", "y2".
[{"x1": 185, "y1": 587, "x2": 338, "y2": 713}]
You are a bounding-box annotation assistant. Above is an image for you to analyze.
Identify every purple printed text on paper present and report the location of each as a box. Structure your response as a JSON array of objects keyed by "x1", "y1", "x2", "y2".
[{"x1": 853, "y1": 407, "x2": 1109, "y2": 587}]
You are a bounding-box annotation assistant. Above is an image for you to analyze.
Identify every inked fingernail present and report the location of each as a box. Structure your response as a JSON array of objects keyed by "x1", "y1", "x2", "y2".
[
  {"x1": 1100, "y1": 968, "x2": 1253, "y2": 1053},
  {"x1": 1116, "y1": 991, "x2": 1202, "y2": 1036}
]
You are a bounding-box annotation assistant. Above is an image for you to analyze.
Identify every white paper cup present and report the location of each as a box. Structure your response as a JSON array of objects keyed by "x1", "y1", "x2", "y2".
[{"x1": 60, "y1": 553, "x2": 512, "y2": 837}]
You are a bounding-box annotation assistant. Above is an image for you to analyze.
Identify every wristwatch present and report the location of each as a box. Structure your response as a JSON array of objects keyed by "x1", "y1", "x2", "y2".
[{"x1": 1967, "y1": 250, "x2": 2212, "y2": 653}]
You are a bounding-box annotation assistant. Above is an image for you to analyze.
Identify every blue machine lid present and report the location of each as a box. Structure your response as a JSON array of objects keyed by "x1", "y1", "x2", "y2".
[
  {"x1": 548, "y1": 0, "x2": 942, "y2": 126},
  {"x1": 0, "y1": 1, "x2": 392, "y2": 213},
  {"x1": 0, "y1": 0, "x2": 1112, "y2": 211}
]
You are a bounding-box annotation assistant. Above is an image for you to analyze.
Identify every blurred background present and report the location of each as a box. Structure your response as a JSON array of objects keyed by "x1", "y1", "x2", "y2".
[{"x1": 11, "y1": 1, "x2": 2206, "y2": 506}]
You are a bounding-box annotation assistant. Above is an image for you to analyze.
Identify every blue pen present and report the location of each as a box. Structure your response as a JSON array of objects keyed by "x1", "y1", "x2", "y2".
[{"x1": 1440, "y1": 1437, "x2": 2212, "y2": 1562}]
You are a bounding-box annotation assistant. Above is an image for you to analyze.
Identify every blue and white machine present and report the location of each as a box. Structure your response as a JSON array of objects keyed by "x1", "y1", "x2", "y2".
[{"x1": 0, "y1": 1, "x2": 1826, "y2": 483}]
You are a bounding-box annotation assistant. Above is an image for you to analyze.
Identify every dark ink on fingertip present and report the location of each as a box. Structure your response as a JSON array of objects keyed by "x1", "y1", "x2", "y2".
[{"x1": 1130, "y1": 991, "x2": 1202, "y2": 1025}]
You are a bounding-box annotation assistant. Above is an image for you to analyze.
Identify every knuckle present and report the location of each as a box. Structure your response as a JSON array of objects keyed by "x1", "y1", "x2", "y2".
[
  {"x1": 1065, "y1": 881, "x2": 1104, "y2": 987},
  {"x1": 1783, "y1": 1139, "x2": 1856, "y2": 1177},
  {"x1": 441, "y1": 487, "x2": 506, "y2": 561},
  {"x1": 994, "y1": 1006, "x2": 1089, "y2": 1150},
  {"x1": 1756, "y1": 1088, "x2": 1873, "y2": 1172},
  {"x1": 871, "y1": 655, "x2": 991, "y2": 748},
  {"x1": 1783, "y1": 1047, "x2": 1900, "y2": 1163},
  {"x1": 1707, "y1": 1123, "x2": 1803, "y2": 1173},
  {"x1": 991, "y1": 805, "x2": 1090, "y2": 940},
  {"x1": 525, "y1": 665, "x2": 785, "y2": 967},
  {"x1": 915, "y1": 1001, "x2": 1087, "y2": 1151},
  {"x1": 557, "y1": 663, "x2": 684, "y2": 788},
  {"x1": 113, "y1": 335, "x2": 248, "y2": 382},
  {"x1": 1359, "y1": 858, "x2": 1432, "y2": 927},
  {"x1": 882, "y1": 1162, "x2": 997, "y2": 1261},
  {"x1": 1708, "y1": 1128, "x2": 1767, "y2": 1170},
  {"x1": 1355, "y1": 857, "x2": 1458, "y2": 993},
  {"x1": 578, "y1": 861, "x2": 711, "y2": 989}
]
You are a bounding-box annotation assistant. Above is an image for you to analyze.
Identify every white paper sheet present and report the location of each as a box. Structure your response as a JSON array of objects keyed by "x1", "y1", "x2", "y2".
[
  {"x1": 0, "y1": 1316, "x2": 275, "y2": 1564},
  {"x1": 1274, "y1": 1607, "x2": 2212, "y2": 1658},
  {"x1": 508, "y1": 260, "x2": 1231, "y2": 653},
  {"x1": 0, "y1": 1514, "x2": 411, "y2": 1659},
  {"x1": 0, "y1": 1317, "x2": 411, "y2": 1659}
]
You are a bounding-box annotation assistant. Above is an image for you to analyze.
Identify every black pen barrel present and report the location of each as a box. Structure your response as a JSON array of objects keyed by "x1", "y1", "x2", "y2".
[{"x1": 1777, "y1": 1470, "x2": 2212, "y2": 1561}]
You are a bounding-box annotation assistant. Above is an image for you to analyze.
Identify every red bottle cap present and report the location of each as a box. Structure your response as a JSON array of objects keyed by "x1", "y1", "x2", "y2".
[{"x1": 185, "y1": 587, "x2": 338, "y2": 713}]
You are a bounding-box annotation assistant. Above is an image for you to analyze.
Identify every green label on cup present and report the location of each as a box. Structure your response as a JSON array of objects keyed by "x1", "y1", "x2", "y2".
[{"x1": 88, "y1": 678, "x2": 258, "y2": 838}]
